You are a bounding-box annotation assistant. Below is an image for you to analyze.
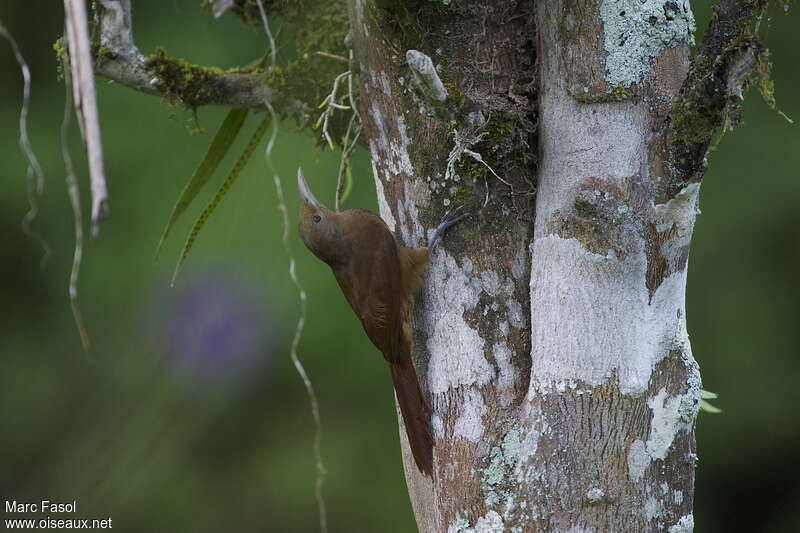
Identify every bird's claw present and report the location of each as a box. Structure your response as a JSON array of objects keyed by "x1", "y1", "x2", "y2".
[{"x1": 429, "y1": 204, "x2": 471, "y2": 251}]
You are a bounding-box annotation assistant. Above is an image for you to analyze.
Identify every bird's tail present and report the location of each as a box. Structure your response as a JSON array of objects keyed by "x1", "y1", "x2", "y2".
[{"x1": 390, "y1": 359, "x2": 434, "y2": 477}]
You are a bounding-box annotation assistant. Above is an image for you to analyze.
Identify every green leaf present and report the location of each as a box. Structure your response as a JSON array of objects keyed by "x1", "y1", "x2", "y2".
[
  {"x1": 700, "y1": 389, "x2": 718, "y2": 400},
  {"x1": 340, "y1": 159, "x2": 353, "y2": 206},
  {"x1": 171, "y1": 114, "x2": 271, "y2": 285},
  {"x1": 156, "y1": 108, "x2": 249, "y2": 259},
  {"x1": 699, "y1": 399, "x2": 722, "y2": 414}
]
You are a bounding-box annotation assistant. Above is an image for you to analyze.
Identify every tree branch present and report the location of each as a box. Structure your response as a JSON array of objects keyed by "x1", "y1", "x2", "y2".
[
  {"x1": 664, "y1": 0, "x2": 770, "y2": 199},
  {"x1": 93, "y1": 0, "x2": 281, "y2": 110},
  {"x1": 65, "y1": 0, "x2": 109, "y2": 237}
]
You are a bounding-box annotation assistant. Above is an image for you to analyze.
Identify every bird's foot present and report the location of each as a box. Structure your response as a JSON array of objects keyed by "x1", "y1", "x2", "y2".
[{"x1": 429, "y1": 205, "x2": 470, "y2": 251}]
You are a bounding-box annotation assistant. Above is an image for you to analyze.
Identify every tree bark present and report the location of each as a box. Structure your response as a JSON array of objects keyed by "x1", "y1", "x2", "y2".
[
  {"x1": 523, "y1": 2, "x2": 699, "y2": 530},
  {"x1": 348, "y1": 1, "x2": 705, "y2": 531}
]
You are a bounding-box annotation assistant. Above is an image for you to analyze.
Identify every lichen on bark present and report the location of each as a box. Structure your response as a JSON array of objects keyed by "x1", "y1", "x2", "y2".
[{"x1": 599, "y1": 0, "x2": 695, "y2": 88}]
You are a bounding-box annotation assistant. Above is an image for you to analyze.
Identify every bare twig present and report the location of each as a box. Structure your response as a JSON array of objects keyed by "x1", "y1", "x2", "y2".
[
  {"x1": 0, "y1": 17, "x2": 52, "y2": 267},
  {"x1": 316, "y1": 70, "x2": 351, "y2": 150},
  {"x1": 319, "y1": 48, "x2": 364, "y2": 211},
  {"x1": 315, "y1": 51, "x2": 349, "y2": 64},
  {"x1": 64, "y1": 0, "x2": 109, "y2": 238}
]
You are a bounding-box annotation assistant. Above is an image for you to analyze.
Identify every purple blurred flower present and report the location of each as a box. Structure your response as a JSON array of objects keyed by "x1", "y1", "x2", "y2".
[{"x1": 160, "y1": 267, "x2": 274, "y2": 380}]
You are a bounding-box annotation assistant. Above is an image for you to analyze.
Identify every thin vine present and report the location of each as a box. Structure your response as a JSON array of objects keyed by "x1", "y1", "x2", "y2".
[{"x1": 255, "y1": 2, "x2": 328, "y2": 532}]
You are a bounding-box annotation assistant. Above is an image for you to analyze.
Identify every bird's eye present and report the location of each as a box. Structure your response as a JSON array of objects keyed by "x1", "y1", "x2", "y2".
[{"x1": 313, "y1": 214, "x2": 321, "y2": 223}]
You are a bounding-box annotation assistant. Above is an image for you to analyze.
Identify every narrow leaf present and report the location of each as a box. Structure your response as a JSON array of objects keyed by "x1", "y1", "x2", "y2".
[
  {"x1": 699, "y1": 399, "x2": 722, "y2": 414},
  {"x1": 171, "y1": 114, "x2": 271, "y2": 285},
  {"x1": 156, "y1": 108, "x2": 249, "y2": 259},
  {"x1": 700, "y1": 389, "x2": 718, "y2": 400},
  {"x1": 340, "y1": 160, "x2": 353, "y2": 206}
]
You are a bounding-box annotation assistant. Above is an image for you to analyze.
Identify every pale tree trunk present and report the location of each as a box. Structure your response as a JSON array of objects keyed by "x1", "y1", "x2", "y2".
[
  {"x1": 346, "y1": 0, "x2": 761, "y2": 531},
  {"x1": 84, "y1": 0, "x2": 773, "y2": 530}
]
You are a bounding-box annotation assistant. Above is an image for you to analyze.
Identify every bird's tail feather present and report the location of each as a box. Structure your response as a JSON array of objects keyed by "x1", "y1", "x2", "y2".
[{"x1": 390, "y1": 360, "x2": 434, "y2": 477}]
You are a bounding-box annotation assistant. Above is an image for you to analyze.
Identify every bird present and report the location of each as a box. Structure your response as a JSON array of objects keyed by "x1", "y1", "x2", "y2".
[{"x1": 296, "y1": 168, "x2": 467, "y2": 477}]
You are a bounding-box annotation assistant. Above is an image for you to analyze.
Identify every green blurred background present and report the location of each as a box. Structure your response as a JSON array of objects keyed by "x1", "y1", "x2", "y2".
[{"x1": 0, "y1": 2, "x2": 797, "y2": 532}]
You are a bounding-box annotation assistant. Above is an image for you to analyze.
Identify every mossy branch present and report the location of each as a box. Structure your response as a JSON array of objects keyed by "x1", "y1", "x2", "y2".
[
  {"x1": 142, "y1": 48, "x2": 275, "y2": 111},
  {"x1": 92, "y1": 0, "x2": 288, "y2": 111},
  {"x1": 664, "y1": 0, "x2": 779, "y2": 199},
  {"x1": 92, "y1": 0, "x2": 354, "y2": 143}
]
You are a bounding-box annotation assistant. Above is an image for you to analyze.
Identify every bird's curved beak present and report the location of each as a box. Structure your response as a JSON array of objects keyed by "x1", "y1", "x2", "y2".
[{"x1": 297, "y1": 167, "x2": 321, "y2": 208}]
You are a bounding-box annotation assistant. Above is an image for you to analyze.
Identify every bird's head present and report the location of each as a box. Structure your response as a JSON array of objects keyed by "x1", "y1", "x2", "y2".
[{"x1": 297, "y1": 168, "x2": 344, "y2": 266}]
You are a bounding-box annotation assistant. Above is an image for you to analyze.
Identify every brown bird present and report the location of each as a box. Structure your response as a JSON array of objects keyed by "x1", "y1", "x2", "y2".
[{"x1": 296, "y1": 168, "x2": 466, "y2": 477}]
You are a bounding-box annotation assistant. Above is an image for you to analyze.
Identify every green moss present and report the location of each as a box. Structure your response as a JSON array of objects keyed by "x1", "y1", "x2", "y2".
[
  {"x1": 144, "y1": 48, "x2": 229, "y2": 110},
  {"x1": 665, "y1": 41, "x2": 785, "y2": 177},
  {"x1": 610, "y1": 84, "x2": 635, "y2": 101},
  {"x1": 443, "y1": 81, "x2": 462, "y2": 106},
  {"x1": 425, "y1": 113, "x2": 533, "y2": 223},
  {"x1": 450, "y1": 184, "x2": 472, "y2": 204},
  {"x1": 90, "y1": 44, "x2": 115, "y2": 67},
  {"x1": 571, "y1": 83, "x2": 637, "y2": 104},
  {"x1": 54, "y1": 36, "x2": 115, "y2": 81},
  {"x1": 756, "y1": 49, "x2": 776, "y2": 107},
  {"x1": 456, "y1": 117, "x2": 519, "y2": 182},
  {"x1": 53, "y1": 37, "x2": 67, "y2": 80},
  {"x1": 667, "y1": 57, "x2": 720, "y2": 149},
  {"x1": 662, "y1": 0, "x2": 774, "y2": 196},
  {"x1": 666, "y1": 55, "x2": 718, "y2": 151},
  {"x1": 755, "y1": 47, "x2": 793, "y2": 123},
  {"x1": 574, "y1": 198, "x2": 599, "y2": 219}
]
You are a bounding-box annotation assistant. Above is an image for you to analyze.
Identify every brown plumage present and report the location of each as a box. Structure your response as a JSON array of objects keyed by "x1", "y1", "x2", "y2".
[{"x1": 296, "y1": 169, "x2": 434, "y2": 476}]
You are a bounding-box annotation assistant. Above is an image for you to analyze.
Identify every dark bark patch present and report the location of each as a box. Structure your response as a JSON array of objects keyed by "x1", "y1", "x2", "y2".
[
  {"x1": 649, "y1": 348, "x2": 698, "y2": 399},
  {"x1": 550, "y1": 0, "x2": 609, "y2": 97},
  {"x1": 521, "y1": 374, "x2": 653, "y2": 531},
  {"x1": 552, "y1": 214, "x2": 629, "y2": 258},
  {"x1": 520, "y1": 363, "x2": 698, "y2": 532},
  {"x1": 644, "y1": 221, "x2": 690, "y2": 300},
  {"x1": 549, "y1": 177, "x2": 642, "y2": 259}
]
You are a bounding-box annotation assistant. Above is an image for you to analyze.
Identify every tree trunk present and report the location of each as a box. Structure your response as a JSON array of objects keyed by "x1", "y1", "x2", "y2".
[
  {"x1": 86, "y1": 0, "x2": 773, "y2": 530},
  {"x1": 349, "y1": 1, "x2": 701, "y2": 531}
]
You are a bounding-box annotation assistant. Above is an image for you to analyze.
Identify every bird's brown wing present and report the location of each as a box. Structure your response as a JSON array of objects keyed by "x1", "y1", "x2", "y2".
[
  {"x1": 332, "y1": 215, "x2": 403, "y2": 362},
  {"x1": 332, "y1": 211, "x2": 433, "y2": 476}
]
